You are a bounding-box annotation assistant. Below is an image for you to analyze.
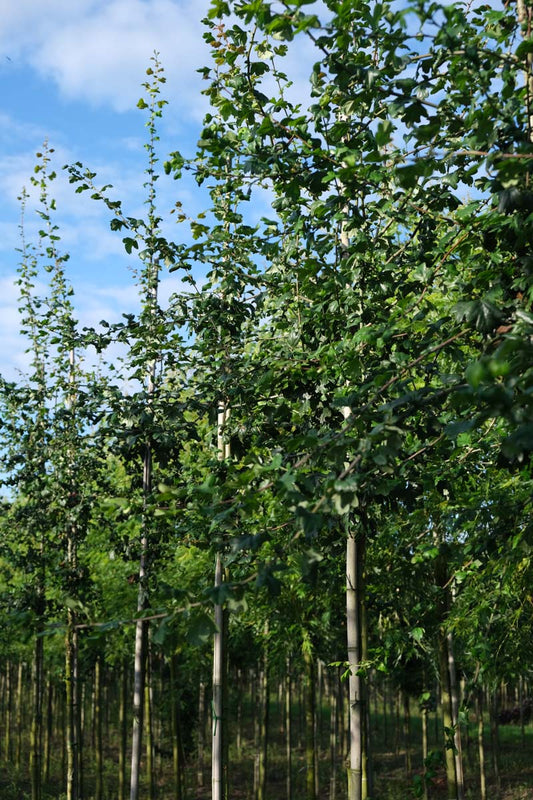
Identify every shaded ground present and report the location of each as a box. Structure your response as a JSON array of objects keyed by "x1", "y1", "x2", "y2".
[{"x1": 1, "y1": 704, "x2": 532, "y2": 798}]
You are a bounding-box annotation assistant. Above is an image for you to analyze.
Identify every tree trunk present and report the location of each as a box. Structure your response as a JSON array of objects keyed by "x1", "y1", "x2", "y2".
[
  {"x1": 66, "y1": 604, "x2": 79, "y2": 800},
  {"x1": 95, "y1": 658, "x2": 103, "y2": 800},
  {"x1": 286, "y1": 656, "x2": 293, "y2": 800},
  {"x1": 346, "y1": 526, "x2": 364, "y2": 800},
  {"x1": 145, "y1": 651, "x2": 154, "y2": 800},
  {"x1": 31, "y1": 635, "x2": 43, "y2": 800},
  {"x1": 236, "y1": 668, "x2": 243, "y2": 757},
  {"x1": 438, "y1": 630, "x2": 456, "y2": 799},
  {"x1": 382, "y1": 682, "x2": 388, "y2": 748},
  {"x1": 212, "y1": 399, "x2": 231, "y2": 800},
  {"x1": 130, "y1": 610, "x2": 148, "y2": 800},
  {"x1": 403, "y1": 691, "x2": 412, "y2": 779},
  {"x1": 119, "y1": 660, "x2": 128, "y2": 800},
  {"x1": 478, "y1": 688, "x2": 487, "y2": 800},
  {"x1": 258, "y1": 639, "x2": 269, "y2": 800},
  {"x1": 197, "y1": 679, "x2": 206, "y2": 790},
  {"x1": 394, "y1": 688, "x2": 401, "y2": 758},
  {"x1": 447, "y1": 632, "x2": 465, "y2": 800},
  {"x1": 170, "y1": 653, "x2": 183, "y2": 800},
  {"x1": 519, "y1": 676, "x2": 526, "y2": 750},
  {"x1": 329, "y1": 669, "x2": 338, "y2": 800},
  {"x1": 303, "y1": 646, "x2": 317, "y2": 800},
  {"x1": 361, "y1": 590, "x2": 372, "y2": 799},
  {"x1": 3, "y1": 661, "x2": 11, "y2": 763},
  {"x1": 421, "y1": 699, "x2": 429, "y2": 800},
  {"x1": 44, "y1": 677, "x2": 53, "y2": 783},
  {"x1": 130, "y1": 433, "x2": 152, "y2": 800},
  {"x1": 490, "y1": 691, "x2": 501, "y2": 796},
  {"x1": 212, "y1": 553, "x2": 226, "y2": 800}
]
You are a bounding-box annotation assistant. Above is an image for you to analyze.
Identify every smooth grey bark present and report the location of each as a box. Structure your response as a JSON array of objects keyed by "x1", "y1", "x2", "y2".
[
  {"x1": 65, "y1": 552, "x2": 80, "y2": 800},
  {"x1": 30, "y1": 635, "x2": 43, "y2": 800},
  {"x1": 346, "y1": 530, "x2": 363, "y2": 800},
  {"x1": 3, "y1": 662, "x2": 11, "y2": 763},
  {"x1": 490, "y1": 692, "x2": 501, "y2": 796},
  {"x1": 257, "y1": 637, "x2": 269, "y2": 800},
  {"x1": 286, "y1": 656, "x2": 293, "y2": 800},
  {"x1": 44, "y1": 677, "x2": 53, "y2": 782},
  {"x1": 94, "y1": 658, "x2": 103, "y2": 800},
  {"x1": 403, "y1": 691, "x2": 412, "y2": 779},
  {"x1": 119, "y1": 660, "x2": 128, "y2": 800},
  {"x1": 303, "y1": 647, "x2": 317, "y2": 800},
  {"x1": 212, "y1": 400, "x2": 231, "y2": 800},
  {"x1": 15, "y1": 661, "x2": 23, "y2": 771},
  {"x1": 144, "y1": 650, "x2": 154, "y2": 800},
  {"x1": 212, "y1": 553, "x2": 225, "y2": 800},
  {"x1": 329, "y1": 670, "x2": 338, "y2": 800},
  {"x1": 447, "y1": 631, "x2": 465, "y2": 800},
  {"x1": 421, "y1": 699, "x2": 429, "y2": 800},
  {"x1": 197, "y1": 679, "x2": 206, "y2": 790},
  {"x1": 478, "y1": 689, "x2": 487, "y2": 800},
  {"x1": 170, "y1": 654, "x2": 183, "y2": 800},
  {"x1": 438, "y1": 630, "x2": 457, "y2": 799},
  {"x1": 130, "y1": 564, "x2": 148, "y2": 800}
]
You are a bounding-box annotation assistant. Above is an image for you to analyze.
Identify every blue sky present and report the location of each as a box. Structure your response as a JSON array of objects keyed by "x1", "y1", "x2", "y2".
[
  {"x1": 0, "y1": 0, "x2": 321, "y2": 382},
  {"x1": 0, "y1": 0, "x2": 217, "y2": 380}
]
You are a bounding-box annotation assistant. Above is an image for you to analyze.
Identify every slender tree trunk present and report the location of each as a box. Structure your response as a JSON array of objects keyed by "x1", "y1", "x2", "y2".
[
  {"x1": 478, "y1": 688, "x2": 487, "y2": 800},
  {"x1": 258, "y1": 638, "x2": 269, "y2": 800},
  {"x1": 236, "y1": 668, "x2": 243, "y2": 757},
  {"x1": 346, "y1": 525, "x2": 364, "y2": 800},
  {"x1": 438, "y1": 630, "x2": 456, "y2": 799},
  {"x1": 329, "y1": 670, "x2": 338, "y2": 800},
  {"x1": 212, "y1": 399, "x2": 230, "y2": 800},
  {"x1": 130, "y1": 178, "x2": 159, "y2": 795},
  {"x1": 317, "y1": 659, "x2": 323, "y2": 759},
  {"x1": 212, "y1": 553, "x2": 226, "y2": 800},
  {"x1": 95, "y1": 658, "x2": 103, "y2": 800},
  {"x1": 519, "y1": 676, "x2": 526, "y2": 749},
  {"x1": 197, "y1": 679, "x2": 206, "y2": 790},
  {"x1": 303, "y1": 646, "x2": 317, "y2": 800},
  {"x1": 66, "y1": 594, "x2": 79, "y2": 800},
  {"x1": 4, "y1": 661, "x2": 11, "y2": 763},
  {"x1": 145, "y1": 651, "x2": 154, "y2": 800},
  {"x1": 44, "y1": 677, "x2": 53, "y2": 783},
  {"x1": 286, "y1": 656, "x2": 293, "y2": 800},
  {"x1": 130, "y1": 433, "x2": 152, "y2": 800},
  {"x1": 253, "y1": 668, "x2": 260, "y2": 800},
  {"x1": 447, "y1": 632, "x2": 465, "y2": 800},
  {"x1": 421, "y1": 698, "x2": 429, "y2": 800},
  {"x1": 361, "y1": 590, "x2": 372, "y2": 799},
  {"x1": 31, "y1": 634, "x2": 43, "y2": 800},
  {"x1": 79, "y1": 678, "x2": 84, "y2": 800},
  {"x1": 403, "y1": 691, "x2": 412, "y2": 779},
  {"x1": 130, "y1": 611, "x2": 148, "y2": 800},
  {"x1": 490, "y1": 692, "x2": 501, "y2": 796},
  {"x1": 394, "y1": 688, "x2": 401, "y2": 758},
  {"x1": 170, "y1": 654, "x2": 183, "y2": 800},
  {"x1": 119, "y1": 660, "x2": 128, "y2": 800}
]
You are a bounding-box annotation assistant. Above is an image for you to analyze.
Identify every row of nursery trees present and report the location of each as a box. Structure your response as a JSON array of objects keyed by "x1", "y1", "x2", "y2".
[{"x1": 1, "y1": 1, "x2": 533, "y2": 798}]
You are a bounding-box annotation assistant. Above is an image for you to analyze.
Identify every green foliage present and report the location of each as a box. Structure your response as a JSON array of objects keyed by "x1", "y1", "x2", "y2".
[{"x1": 2, "y1": 5, "x2": 533, "y2": 797}]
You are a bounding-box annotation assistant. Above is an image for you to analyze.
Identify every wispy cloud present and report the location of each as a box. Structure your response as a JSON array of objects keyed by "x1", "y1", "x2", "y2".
[{"x1": 1, "y1": 0, "x2": 212, "y2": 115}]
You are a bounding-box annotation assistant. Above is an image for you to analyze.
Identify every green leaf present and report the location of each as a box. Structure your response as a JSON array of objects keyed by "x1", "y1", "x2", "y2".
[
  {"x1": 123, "y1": 237, "x2": 139, "y2": 254},
  {"x1": 187, "y1": 612, "x2": 218, "y2": 647}
]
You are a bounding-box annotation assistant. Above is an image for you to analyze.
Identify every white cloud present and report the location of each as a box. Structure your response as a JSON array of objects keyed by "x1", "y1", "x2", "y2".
[{"x1": 0, "y1": 0, "x2": 212, "y2": 116}]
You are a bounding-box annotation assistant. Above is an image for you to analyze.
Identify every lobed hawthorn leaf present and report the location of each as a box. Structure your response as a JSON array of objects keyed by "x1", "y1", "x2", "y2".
[{"x1": 452, "y1": 298, "x2": 503, "y2": 332}]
